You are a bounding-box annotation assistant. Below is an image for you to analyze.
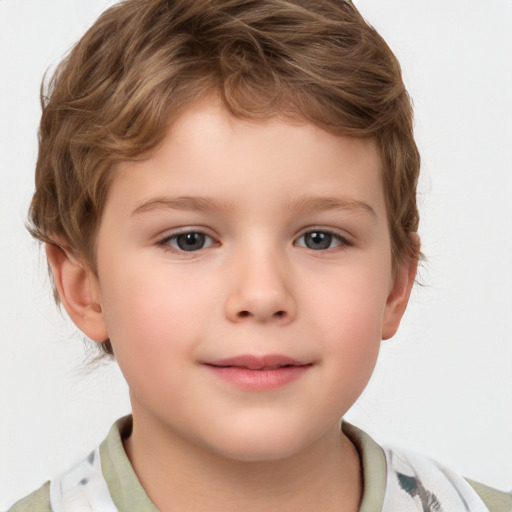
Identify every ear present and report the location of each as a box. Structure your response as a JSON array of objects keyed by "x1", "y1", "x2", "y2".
[
  {"x1": 46, "y1": 243, "x2": 109, "y2": 343},
  {"x1": 381, "y1": 250, "x2": 419, "y2": 340}
]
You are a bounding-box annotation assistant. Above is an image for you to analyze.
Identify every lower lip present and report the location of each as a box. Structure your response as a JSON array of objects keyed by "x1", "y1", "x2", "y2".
[{"x1": 205, "y1": 365, "x2": 311, "y2": 391}]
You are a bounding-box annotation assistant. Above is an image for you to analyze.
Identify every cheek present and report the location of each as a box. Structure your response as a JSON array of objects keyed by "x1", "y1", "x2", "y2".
[
  {"x1": 98, "y1": 259, "x2": 214, "y2": 372},
  {"x1": 304, "y1": 267, "x2": 389, "y2": 390},
  {"x1": 304, "y1": 261, "x2": 390, "y2": 338}
]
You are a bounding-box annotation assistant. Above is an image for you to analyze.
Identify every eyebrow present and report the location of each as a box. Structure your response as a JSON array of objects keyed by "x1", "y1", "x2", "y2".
[
  {"x1": 286, "y1": 196, "x2": 377, "y2": 219},
  {"x1": 132, "y1": 196, "x2": 233, "y2": 216},
  {"x1": 131, "y1": 194, "x2": 376, "y2": 218}
]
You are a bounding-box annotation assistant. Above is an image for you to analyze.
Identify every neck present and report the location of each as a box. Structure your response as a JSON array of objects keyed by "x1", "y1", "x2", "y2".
[{"x1": 124, "y1": 413, "x2": 362, "y2": 512}]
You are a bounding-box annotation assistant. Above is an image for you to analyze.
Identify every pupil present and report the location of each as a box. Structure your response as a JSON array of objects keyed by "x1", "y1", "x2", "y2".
[
  {"x1": 177, "y1": 233, "x2": 205, "y2": 251},
  {"x1": 305, "y1": 231, "x2": 331, "y2": 250}
]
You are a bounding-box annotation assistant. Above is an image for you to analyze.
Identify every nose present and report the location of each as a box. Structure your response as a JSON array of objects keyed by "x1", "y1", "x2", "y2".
[{"x1": 224, "y1": 248, "x2": 296, "y2": 324}]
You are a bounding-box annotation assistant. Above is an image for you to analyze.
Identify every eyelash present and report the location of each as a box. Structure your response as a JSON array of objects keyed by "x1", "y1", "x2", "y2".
[
  {"x1": 156, "y1": 228, "x2": 351, "y2": 254},
  {"x1": 157, "y1": 229, "x2": 217, "y2": 253},
  {"x1": 294, "y1": 229, "x2": 351, "y2": 251}
]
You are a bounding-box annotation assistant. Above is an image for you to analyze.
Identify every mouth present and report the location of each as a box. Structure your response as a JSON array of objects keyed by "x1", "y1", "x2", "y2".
[
  {"x1": 205, "y1": 354, "x2": 310, "y2": 370},
  {"x1": 203, "y1": 354, "x2": 312, "y2": 391}
]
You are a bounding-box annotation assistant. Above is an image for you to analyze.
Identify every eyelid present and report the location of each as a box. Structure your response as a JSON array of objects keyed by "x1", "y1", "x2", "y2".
[
  {"x1": 157, "y1": 226, "x2": 219, "y2": 253},
  {"x1": 293, "y1": 227, "x2": 352, "y2": 249}
]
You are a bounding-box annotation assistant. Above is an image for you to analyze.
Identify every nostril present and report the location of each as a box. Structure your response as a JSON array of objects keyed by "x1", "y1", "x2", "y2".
[{"x1": 236, "y1": 310, "x2": 286, "y2": 319}]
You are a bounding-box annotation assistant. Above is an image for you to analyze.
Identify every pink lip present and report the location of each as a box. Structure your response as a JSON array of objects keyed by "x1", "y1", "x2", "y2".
[{"x1": 203, "y1": 354, "x2": 312, "y2": 391}]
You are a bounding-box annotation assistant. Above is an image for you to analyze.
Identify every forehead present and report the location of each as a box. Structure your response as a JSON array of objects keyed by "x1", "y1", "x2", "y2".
[{"x1": 104, "y1": 99, "x2": 385, "y2": 221}]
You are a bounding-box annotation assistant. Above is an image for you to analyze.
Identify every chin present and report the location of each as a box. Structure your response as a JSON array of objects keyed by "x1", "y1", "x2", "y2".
[
  {"x1": 216, "y1": 443, "x2": 304, "y2": 463},
  {"x1": 205, "y1": 424, "x2": 317, "y2": 463}
]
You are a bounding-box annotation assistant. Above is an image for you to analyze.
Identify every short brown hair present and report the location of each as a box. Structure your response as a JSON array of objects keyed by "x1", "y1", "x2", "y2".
[{"x1": 29, "y1": 0, "x2": 420, "y2": 354}]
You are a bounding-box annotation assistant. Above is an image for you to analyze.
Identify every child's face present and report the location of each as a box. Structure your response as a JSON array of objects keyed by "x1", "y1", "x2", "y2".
[{"x1": 87, "y1": 99, "x2": 414, "y2": 461}]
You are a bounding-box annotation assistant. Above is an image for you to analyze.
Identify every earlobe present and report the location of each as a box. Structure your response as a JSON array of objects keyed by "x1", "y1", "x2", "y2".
[
  {"x1": 381, "y1": 253, "x2": 418, "y2": 340},
  {"x1": 46, "y1": 243, "x2": 109, "y2": 343}
]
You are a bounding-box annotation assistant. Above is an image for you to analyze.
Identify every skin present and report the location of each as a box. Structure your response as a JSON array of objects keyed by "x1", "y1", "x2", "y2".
[{"x1": 48, "y1": 98, "x2": 417, "y2": 511}]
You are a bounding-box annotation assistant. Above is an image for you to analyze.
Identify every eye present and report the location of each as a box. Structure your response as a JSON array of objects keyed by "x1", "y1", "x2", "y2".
[
  {"x1": 295, "y1": 230, "x2": 348, "y2": 251},
  {"x1": 160, "y1": 231, "x2": 215, "y2": 252}
]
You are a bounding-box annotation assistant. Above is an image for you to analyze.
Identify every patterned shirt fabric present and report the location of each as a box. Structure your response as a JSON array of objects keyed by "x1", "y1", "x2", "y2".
[
  {"x1": 382, "y1": 447, "x2": 489, "y2": 511},
  {"x1": 7, "y1": 416, "x2": 512, "y2": 512},
  {"x1": 49, "y1": 446, "x2": 117, "y2": 512}
]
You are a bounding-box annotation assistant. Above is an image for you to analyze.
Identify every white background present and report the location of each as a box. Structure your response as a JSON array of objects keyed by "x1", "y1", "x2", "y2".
[{"x1": 1, "y1": 0, "x2": 511, "y2": 507}]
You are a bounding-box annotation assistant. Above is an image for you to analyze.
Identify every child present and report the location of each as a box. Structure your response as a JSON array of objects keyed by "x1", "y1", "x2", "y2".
[{"x1": 6, "y1": 0, "x2": 511, "y2": 511}]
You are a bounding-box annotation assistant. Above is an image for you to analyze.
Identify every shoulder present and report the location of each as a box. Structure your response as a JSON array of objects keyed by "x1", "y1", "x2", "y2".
[
  {"x1": 383, "y1": 444, "x2": 512, "y2": 512},
  {"x1": 5, "y1": 416, "x2": 141, "y2": 512},
  {"x1": 6, "y1": 481, "x2": 51, "y2": 512},
  {"x1": 466, "y1": 479, "x2": 512, "y2": 512}
]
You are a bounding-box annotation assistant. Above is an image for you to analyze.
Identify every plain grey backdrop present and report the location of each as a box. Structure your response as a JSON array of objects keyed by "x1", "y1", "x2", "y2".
[{"x1": 1, "y1": 0, "x2": 511, "y2": 507}]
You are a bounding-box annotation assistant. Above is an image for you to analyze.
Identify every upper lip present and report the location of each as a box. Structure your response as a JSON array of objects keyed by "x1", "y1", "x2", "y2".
[{"x1": 205, "y1": 354, "x2": 309, "y2": 370}]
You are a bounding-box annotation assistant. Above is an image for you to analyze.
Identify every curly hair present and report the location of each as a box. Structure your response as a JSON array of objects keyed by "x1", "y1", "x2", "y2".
[{"x1": 29, "y1": 0, "x2": 420, "y2": 356}]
